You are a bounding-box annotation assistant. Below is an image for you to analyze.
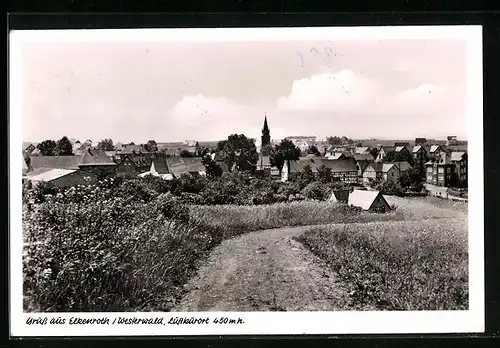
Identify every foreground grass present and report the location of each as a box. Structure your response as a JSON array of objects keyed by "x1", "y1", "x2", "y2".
[
  {"x1": 295, "y1": 219, "x2": 468, "y2": 310},
  {"x1": 24, "y1": 197, "x2": 397, "y2": 312}
]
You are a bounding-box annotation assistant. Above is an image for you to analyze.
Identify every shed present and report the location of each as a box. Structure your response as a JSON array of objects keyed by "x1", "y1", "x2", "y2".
[{"x1": 348, "y1": 189, "x2": 391, "y2": 213}]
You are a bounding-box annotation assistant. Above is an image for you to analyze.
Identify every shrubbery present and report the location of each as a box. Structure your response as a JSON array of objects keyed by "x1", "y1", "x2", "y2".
[{"x1": 22, "y1": 175, "x2": 386, "y2": 312}]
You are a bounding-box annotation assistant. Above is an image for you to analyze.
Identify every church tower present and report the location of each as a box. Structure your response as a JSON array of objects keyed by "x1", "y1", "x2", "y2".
[{"x1": 261, "y1": 114, "x2": 271, "y2": 148}]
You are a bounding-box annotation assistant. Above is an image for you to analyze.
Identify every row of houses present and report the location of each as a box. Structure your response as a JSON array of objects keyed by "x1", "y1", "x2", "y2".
[{"x1": 22, "y1": 147, "x2": 208, "y2": 188}]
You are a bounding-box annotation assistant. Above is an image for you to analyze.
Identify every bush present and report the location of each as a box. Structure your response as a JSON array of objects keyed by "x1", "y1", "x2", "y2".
[{"x1": 375, "y1": 180, "x2": 404, "y2": 197}]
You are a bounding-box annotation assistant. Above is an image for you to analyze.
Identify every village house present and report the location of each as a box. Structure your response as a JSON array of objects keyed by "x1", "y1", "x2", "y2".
[
  {"x1": 394, "y1": 145, "x2": 412, "y2": 158},
  {"x1": 428, "y1": 144, "x2": 447, "y2": 161},
  {"x1": 116, "y1": 144, "x2": 153, "y2": 161},
  {"x1": 348, "y1": 189, "x2": 391, "y2": 213},
  {"x1": 115, "y1": 155, "x2": 152, "y2": 175},
  {"x1": 450, "y1": 151, "x2": 468, "y2": 188},
  {"x1": 375, "y1": 146, "x2": 394, "y2": 162},
  {"x1": 412, "y1": 145, "x2": 428, "y2": 169},
  {"x1": 166, "y1": 157, "x2": 207, "y2": 178},
  {"x1": 353, "y1": 153, "x2": 375, "y2": 177},
  {"x1": 27, "y1": 169, "x2": 98, "y2": 188},
  {"x1": 138, "y1": 158, "x2": 174, "y2": 180},
  {"x1": 77, "y1": 148, "x2": 117, "y2": 177},
  {"x1": 362, "y1": 162, "x2": 401, "y2": 184},
  {"x1": 23, "y1": 142, "x2": 37, "y2": 155},
  {"x1": 281, "y1": 157, "x2": 358, "y2": 183},
  {"x1": 326, "y1": 153, "x2": 349, "y2": 160}
]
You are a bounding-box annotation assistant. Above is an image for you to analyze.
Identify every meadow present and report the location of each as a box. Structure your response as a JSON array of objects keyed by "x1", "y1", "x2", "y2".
[{"x1": 296, "y1": 198, "x2": 468, "y2": 310}]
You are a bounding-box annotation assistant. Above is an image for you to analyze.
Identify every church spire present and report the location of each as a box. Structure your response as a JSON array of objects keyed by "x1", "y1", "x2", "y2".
[
  {"x1": 261, "y1": 113, "x2": 271, "y2": 148},
  {"x1": 263, "y1": 115, "x2": 269, "y2": 133}
]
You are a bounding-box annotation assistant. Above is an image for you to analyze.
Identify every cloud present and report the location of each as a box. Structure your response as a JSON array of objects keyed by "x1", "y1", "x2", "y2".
[
  {"x1": 170, "y1": 94, "x2": 271, "y2": 141},
  {"x1": 276, "y1": 69, "x2": 382, "y2": 112}
]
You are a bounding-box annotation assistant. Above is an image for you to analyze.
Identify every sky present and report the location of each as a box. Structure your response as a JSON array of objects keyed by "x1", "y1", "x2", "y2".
[{"x1": 20, "y1": 36, "x2": 468, "y2": 144}]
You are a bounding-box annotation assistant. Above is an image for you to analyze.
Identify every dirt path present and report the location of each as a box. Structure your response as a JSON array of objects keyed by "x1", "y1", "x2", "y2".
[{"x1": 174, "y1": 225, "x2": 350, "y2": 312}]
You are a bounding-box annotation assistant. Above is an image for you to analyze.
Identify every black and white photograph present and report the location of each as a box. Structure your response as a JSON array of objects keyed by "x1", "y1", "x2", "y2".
[{"x1": 9, "y1": 26, "x2": 484, "y2": 336}]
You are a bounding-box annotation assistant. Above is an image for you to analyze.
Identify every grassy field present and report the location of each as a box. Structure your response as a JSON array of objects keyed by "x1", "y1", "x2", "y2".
[
  {"x1": 23, "y1": 198, "x2": 398, "y2": 312},
  {"x1": 296, "y1": 196, "x2": 468, "y2": 310}
]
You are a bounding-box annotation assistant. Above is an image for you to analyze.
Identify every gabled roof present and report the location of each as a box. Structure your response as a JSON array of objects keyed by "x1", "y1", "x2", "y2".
[
  {"x1": 328, "y1": 189, "x2": 350, "y2": 203},
  {"x1": 348, "y1": 189, "x2": 388, "y2": 210},
  {"x1": 167, "y1": 157, "x2": 206, "y2": 175},
  {"x1": 151, "y1": 158, "x2": 170, "y2": 174},
  {"x1": 23, "y1": 142, "x2": 37, "y2": 150},
  {"x1": 30, "y1": 156, "x2": 82, "y2": 171},
  {"x1": 78, "y1": 148, "x2": 116, "y2": 166},
  {"x1": 393, "y1": 161, "x2": 413, "y2": 172},
  {"x1": 412, "y1": 145, "x2": 426, "y2": 153},
  {"x1": 354, "y1": 146, "x2": 369, "y2": 154},
  {"x1": 450, "y1": 151, "x2": 467, "y2": 162},
  {"x1": 429, "y1": 145, "x2": 444, "y2": 153},
  {"x1": 29, "y1": 168, "x2": 78, "y2": 182},
  {"x1": 366, "y1": 162, "x2": 398, "y2": 173},
  {"x1": 395, "y1": 146, "x2": 407, "y2": 153},
  {"x1": 327, "y1": 153, "x2": 348, "y2": 160},
  {"x1": 382, "y1": 163, "x2": 396, "y2": 172},
  {"x1": 30, "y1": 148, "x2": 41, "y2": 156}
]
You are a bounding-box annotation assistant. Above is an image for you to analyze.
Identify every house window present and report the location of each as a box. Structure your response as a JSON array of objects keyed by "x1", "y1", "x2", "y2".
[
  {"x1": 438, "y1": 167, "x2": 444, "y2": 174},
  {"x1": 427, "y1": 167, "x2": 432, "y2": 173}
]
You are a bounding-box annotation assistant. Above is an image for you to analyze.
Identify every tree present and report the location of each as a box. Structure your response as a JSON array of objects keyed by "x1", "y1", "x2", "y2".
[
  {"x1": 97, "y1": 138, "x2": 115, "y2": 151},
  {"x1": 307, "y1": 145, "x2": 321, "y2": 156},
  {"x1": 202, "y1": 155, "x2": 223, "y2": 178},
  {"x1": 327, "y1": 136, "x2": 342, "y2": 146},
  {"x1": 145, "y1": 140, "x2": 158, "y2": 152},
  {"x1": 37, "y1": 140, "x2": 57, "y2": 156},
  {"x1": 369, "y1": 147, "x2": 379, "y2": 158},
  {"x1": 179, "y1": 150, "x2": 195, "y2": 157},
  {"x1": 216, "y1": 134, "x2": 259, "y2": 172},
  {"x1": 270, "y1": 139, "x2": 301, "y2": 175},
  {"x1": 54, "y1": 136, "x2": 74, "y2": 156},
  {"x1": 316, "y1": 164, "x2": 332, "y2": 183}
]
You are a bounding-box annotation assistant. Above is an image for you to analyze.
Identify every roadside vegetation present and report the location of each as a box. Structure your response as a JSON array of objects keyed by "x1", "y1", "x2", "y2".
[
  {"x1": 296, "y1": 219, "x2": 468, "y2": 310},
  {"x1": 22, "y1": 165, "x2": 468, "y2": 312}
]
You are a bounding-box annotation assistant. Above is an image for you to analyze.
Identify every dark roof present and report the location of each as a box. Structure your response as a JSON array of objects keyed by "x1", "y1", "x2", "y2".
[
  {"x1": 151, "y1": 158, "x2": 170, "y2": 174},
  {"x1": 313, "y1": 158, "x2": 358, "y2": 172},
  {"x1": 353, "y1": 153, "x2": 374, "y2": 161},
  {"x1": 167, "y1": 157, "x2": 206, "y2": 175},
  {"x1": 380, "y1": 146, "x2": 395, "y2": 153},
  {"x1": 393, "y1": 161, "x2": 413, "y2": 172},
  {"x1": 447, "y1": 144, "x2": 468, "y2": 152},
  {"x1": 78, "y1": 148, "x2": 116, "y2": 166},
  {"x1": 29, "y1": 156, "x2": 81, "y2": 171},
  {"x1": 120, "y1": 144, "x2": 151, "y2": 155}
]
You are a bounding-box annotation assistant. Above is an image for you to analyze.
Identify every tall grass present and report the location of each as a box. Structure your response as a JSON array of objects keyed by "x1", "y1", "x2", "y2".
[
  {"x1": 25, "y1": 191, "x2": 395, "y2": 312},
  {"x1": 296, "y1": 219, "x2": 468, "y2": 310}
]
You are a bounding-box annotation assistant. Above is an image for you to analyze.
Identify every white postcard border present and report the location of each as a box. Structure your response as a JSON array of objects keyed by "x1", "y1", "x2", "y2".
[{"x1": 9, "y1": 25, "x2": 484, "y2": 336}]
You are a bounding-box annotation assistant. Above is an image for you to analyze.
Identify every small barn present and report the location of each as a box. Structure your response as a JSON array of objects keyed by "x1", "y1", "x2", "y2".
[
  {"x1": 328, "y1": 189, "x2": 350, "y2": 204},
  {"x1": 348, "y1": 189, "x2": 391, "y2": 213}
]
